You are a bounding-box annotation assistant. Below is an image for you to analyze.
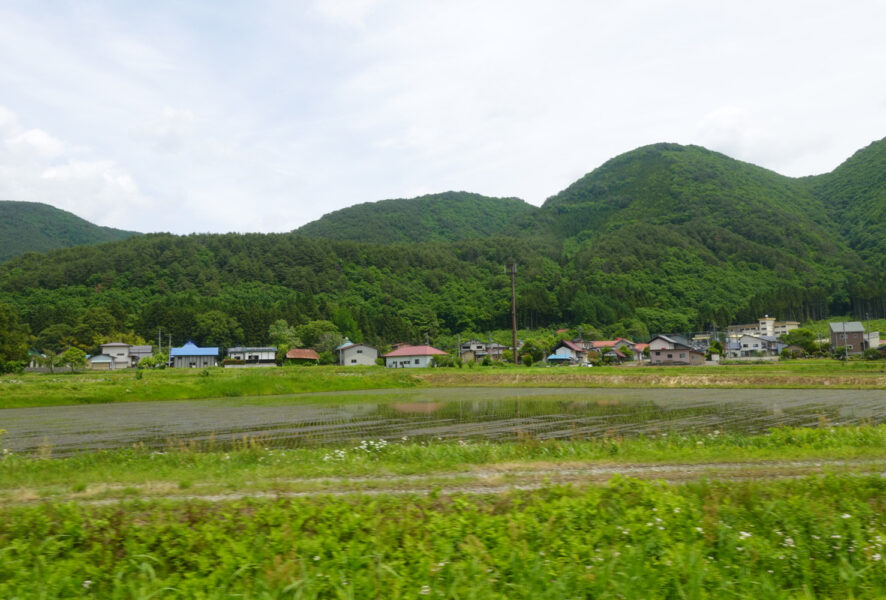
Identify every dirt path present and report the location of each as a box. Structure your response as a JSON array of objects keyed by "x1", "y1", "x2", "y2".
[{"x1": 5, "y1": 457, "x2": 884, "y2": 506}]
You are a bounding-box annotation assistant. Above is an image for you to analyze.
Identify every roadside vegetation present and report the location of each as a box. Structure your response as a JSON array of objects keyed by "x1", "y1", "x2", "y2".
[{"x1": 1, "y1": 473, "x2": 884, "y2": 598}]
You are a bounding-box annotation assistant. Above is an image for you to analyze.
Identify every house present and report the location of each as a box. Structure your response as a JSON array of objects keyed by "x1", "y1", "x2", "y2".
[
  {"x1": 829, "y1": 322, "x2": 867, "y2": 355},
  {"x1": 459, "y1": 339, "x2": 487, "y2": 362},
  {"x1": 648, "y1": 334, "x2": 705, "y2": 365},
  {"x1": 27, "y1": 350, "x2": 45, "y2": 370},
  {"x1": 285, "y1": 348, "x2": 321, "y2": 365},
  {"x1": 458, "y1": 340, "x2": 512, "y2": 362},
  {"x1": 727, "y1": 315, "x2": 800, "y2": 338},
  {"x1": 170, "y1": 342, "x2": 219, "y2": 368},
  {"x1": 382, "y1": 344, "x2": 447, "y2": 368},
  {"x1": 337, "y1": 340, "x2": 378, "y2": 366},
  {"x1": 100, "y1": 342, "x2": 133, "y2": 369},
  {"x1": 582, "y1": 338, "x2": 643, "y2": 361},
  {"x1": 96, "y1": 342, "x2": 154, "y2": 368},
  {"x1": 735, "y1": 334, "x2": 783, "y2": 357},
  {"x1": 129, "y1": 345, "x2": 154, "y2": 366},
  {"x1": 551, "y1": 340, "x2": 587, "y2": 365},
  {"x1": 226, "y1": 346, "x2": 277, "y2": 367}
]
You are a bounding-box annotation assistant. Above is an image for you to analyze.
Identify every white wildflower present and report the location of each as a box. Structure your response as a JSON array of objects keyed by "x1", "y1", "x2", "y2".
[{"x1": 739, "y1": 531, "x2": 752, "y2": 540}]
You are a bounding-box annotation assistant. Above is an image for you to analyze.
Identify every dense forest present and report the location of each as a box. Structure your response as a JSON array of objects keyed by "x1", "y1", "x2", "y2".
[
  {"x1": 0, "y1": 201, "x2": 139, "y2": 262},
  {"x1": 1, "y1": 138, "x2": 885, "y2": 367}
]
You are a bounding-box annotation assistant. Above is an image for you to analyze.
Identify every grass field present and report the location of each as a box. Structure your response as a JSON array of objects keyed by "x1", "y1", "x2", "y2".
[{"x1": 2, "y1": 360, "x2": 886, "y2": 409}]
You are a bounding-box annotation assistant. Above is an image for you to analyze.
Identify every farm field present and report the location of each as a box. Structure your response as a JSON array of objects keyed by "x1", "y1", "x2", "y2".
[
  {"x1": 4, "y1": 365, "x2": 886, "y2": 597},
  {"x1": 2, "y1": 360, "x2": 886, "y2": 409},
  {"x1": 3, "y1": 387, "x2": 886, "y2": 455}
]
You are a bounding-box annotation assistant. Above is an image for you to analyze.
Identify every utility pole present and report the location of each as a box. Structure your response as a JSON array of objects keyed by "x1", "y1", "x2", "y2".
[
  {"x1": 507, "y1": 263, "x2": 518, "y2": 365},
  {"x1": 158, "y1": 328, "x2": 162, "y2": 354}
]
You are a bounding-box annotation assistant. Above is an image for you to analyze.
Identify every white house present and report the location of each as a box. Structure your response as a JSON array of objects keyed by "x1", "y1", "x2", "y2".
[
  {"x1": 551, "y1": 340, "x2": 587, "y2": 365},
  {"x1": 100, "y1": 342, "x2": 133, "y2": 369},
  {"x1": 382, "y1": 344, "x2": 447, "y2": 368},
  {"x1": 338, "y1": 341, "x2": 378, "y2": 366}
]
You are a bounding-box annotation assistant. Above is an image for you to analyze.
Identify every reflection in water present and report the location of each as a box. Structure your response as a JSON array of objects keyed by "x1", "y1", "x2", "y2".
[{"x1": 3, "y1": 387, "x2": 885, "y2": 454}]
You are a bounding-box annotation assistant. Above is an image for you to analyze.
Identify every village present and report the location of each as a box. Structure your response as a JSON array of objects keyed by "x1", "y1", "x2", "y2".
[{"x1": 26, "y1": 314, "x2": 883, "y2": 372}]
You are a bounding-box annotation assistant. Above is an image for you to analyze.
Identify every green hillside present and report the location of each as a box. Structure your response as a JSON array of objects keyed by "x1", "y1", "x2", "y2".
[
  {"x1": 0, "y1": 201, "x2": 139, "y2": 262},
  {"x1": 810, "y1": 138, "x2": 886, "y2": 272},
  {"x1": 295, "y1": 191, "x2": 537, "y2": 243},
  {"x1": 535, "y1": 143, "x2": 873, "y2": 329},
  {"x1": 1, "y1": 140, "x2": 885, "y2": 364}
]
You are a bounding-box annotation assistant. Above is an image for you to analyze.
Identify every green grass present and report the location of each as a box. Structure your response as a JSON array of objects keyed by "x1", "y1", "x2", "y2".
[
  {"x1": 0, "y1": 366, "x2": 423, "y2": 409},
  {"x1": 1, "y1": 475, "x2": 885, "y2": 598},
  {"x1": 2, "y1": 360, "x2": 886, "y2": 409},
  {"x1": 3, "y1": 426, "x2": 886, "y2": 498}
]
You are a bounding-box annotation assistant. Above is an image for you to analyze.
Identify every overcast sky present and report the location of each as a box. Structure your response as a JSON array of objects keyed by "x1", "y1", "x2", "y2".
[{"x1": 2, "y1": 1, "x2": 885, "y2": 234}]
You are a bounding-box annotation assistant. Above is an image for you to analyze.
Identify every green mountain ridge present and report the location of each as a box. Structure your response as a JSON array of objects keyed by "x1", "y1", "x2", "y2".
[
  {"x1": 295, "y1": 191, "x2": 537, "y2": 243},
  {"x1": 1, "y1": 139, "x2": 884, "y2": 357},
  {"x1": 0, "y1": 201, "x2": 140, "y2": 262}
]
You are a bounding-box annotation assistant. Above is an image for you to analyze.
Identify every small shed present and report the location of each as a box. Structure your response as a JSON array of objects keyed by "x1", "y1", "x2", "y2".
[{"x1": 285, "y1": 348, "x2": 321, "y2": 365}]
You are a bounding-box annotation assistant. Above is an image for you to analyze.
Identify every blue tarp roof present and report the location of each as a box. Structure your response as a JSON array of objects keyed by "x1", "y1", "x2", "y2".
[
  {"x1": 547, "y1": 353, "x2": 572, "y2": 360},
  {"x1": 170, "y1": 341, "x2": 219, "y2": 357}
]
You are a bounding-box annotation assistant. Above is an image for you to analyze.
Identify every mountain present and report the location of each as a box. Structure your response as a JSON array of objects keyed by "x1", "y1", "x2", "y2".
[
  {"x1": 810, "y1": 138, "x2": 886, "y2": 272},
  {"x1": 295, "y1": 191, "x2": 538, "y2": 243},
  {"x1": 1, "y1": 140, "x2": 884, "y2": 357},
  {"x1": 0, "y1": 201, "x2": 139, "y2": 262}
]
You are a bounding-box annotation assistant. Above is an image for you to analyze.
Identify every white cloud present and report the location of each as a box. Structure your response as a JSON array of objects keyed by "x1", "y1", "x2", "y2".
[
  {"x1": 7, "y1": 129, "x2": 65, "y2": 157},
  {"x1": 0, "y1": 104, "x2": 153, "y2": 229},
  {"x1": 312, "y1": 0, "x2": 382, "y2": 28},
  {"x1": 139, "y1": 106, "x2": 195, "y2": 153}
]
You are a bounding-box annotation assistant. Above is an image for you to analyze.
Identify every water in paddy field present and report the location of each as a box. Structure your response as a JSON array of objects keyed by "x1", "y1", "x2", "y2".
[{"x1": 3, "y1": 387, "x2": 886, "y2": 455}]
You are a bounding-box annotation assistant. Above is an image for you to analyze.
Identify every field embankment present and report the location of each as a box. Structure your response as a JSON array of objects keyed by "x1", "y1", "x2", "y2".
[{"x1": 2, "y1": 361, "x2": 886, "y2": 408}]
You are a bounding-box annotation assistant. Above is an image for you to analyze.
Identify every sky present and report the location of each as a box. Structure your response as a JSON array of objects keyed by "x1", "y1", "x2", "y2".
[{"x1": 1, "y1": 1, "x2": 886, "y2": 235}]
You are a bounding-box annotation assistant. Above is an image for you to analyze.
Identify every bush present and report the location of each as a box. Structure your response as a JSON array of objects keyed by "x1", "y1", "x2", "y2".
[{"x1": 863, "y1": 348, "x2": 884, "y2": 360}]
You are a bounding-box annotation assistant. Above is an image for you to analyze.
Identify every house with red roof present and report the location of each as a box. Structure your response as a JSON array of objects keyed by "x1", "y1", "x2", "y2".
[
  {"x1": 551, "y1": 340, "x2": 588, "y2": 365},
  {"x1": 382, "y1": 344, "x2": 448, "y2": 368}
]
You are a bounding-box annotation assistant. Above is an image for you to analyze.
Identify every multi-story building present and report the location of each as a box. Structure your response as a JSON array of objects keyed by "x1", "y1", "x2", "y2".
[{"x1": 727, "y1": 316, "x2": 799, "y2": 338}]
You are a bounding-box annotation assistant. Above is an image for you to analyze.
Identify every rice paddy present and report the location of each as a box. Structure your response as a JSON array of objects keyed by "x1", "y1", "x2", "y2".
[{"x1": 3, "y1": 387, "x2": 886, "y2": 455}]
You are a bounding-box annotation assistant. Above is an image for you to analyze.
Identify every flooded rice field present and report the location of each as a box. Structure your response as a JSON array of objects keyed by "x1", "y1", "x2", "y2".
[{"x1": 2, "y1": 387, "x2": 886, "y2": 455}]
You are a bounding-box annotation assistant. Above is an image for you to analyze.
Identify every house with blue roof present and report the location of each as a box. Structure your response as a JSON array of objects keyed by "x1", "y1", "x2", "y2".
[{"x1": 170, "y1": 341, "x2": 219, "y2": 368}]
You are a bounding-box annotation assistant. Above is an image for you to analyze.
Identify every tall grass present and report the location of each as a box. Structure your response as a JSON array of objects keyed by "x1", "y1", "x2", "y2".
[{"x1": 0, "y1": 475, "x2": 884, "y2": 598}]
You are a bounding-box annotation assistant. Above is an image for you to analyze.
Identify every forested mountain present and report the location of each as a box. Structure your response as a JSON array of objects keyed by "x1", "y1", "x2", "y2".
[
  {"x1": 1, "y1": 139, "x2": 885, "y2": 363},
  {"x1": 295, "y1": 191, "x2": 537, "y2": 243},
  {"x1": 0, "y1": 201, "x2": 139, "y2": 262},
  {"x1": 811, "y1": 138, "x2": 886, "y2": 272}
]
